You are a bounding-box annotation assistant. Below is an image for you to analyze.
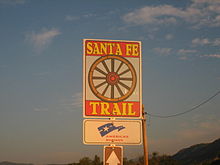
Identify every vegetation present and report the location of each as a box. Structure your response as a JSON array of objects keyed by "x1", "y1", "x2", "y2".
[
  {"x1": 67, "y1": 138, "x2": 220, "y2": 165},
  {"x1": 67, "y1": 153, "x2": 180, "y2": 165},
  {"x1": 67, "y1": 151, "x2": 220, "y2": 165},
  {"x1": 1, "y1": 138, "x2": 220, "y2": 165},
  {"x1": 1, "y1": 152, "x2": 220, "y2": 165},
  {"x1": 68, "y1": 155, "x2": 102, "y2": 165}
]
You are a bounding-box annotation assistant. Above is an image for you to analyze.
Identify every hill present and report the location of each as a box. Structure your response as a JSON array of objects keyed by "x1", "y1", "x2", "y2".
[
  {"x1": 0, "y1": 162, "x2": 33, "y2": 165},
  {"x1": 1, "y1": 138, "x2": 220, "y2": 165},
  {"x1": 172, "y1": 138, "x2": 220, "y2": 165}
]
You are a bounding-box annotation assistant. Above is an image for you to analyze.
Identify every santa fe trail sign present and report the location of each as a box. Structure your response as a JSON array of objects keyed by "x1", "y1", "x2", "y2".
[{"x1": 83, "y1": 39, "x2": 142, "y2": 118}]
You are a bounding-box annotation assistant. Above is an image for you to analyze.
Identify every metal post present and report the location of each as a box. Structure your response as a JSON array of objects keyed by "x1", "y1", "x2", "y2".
[{"x1": 142, "y1": 104, "x2": 149, "y2": 165}]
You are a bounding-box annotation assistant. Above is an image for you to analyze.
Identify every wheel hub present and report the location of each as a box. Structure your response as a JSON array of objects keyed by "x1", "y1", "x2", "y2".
[{"x1": 107, "y1": 72, "x2": 119, "y2": 85}]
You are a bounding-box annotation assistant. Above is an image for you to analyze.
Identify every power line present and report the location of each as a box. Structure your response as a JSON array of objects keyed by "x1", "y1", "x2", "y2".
[{"x1": 145, "y1": 90, "x2": 220, "y2": 118}]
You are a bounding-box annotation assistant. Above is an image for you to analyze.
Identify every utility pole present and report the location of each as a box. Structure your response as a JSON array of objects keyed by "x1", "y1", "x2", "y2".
[{"x1": 142, "y1": 105, "x2": 149, "y2": 165}]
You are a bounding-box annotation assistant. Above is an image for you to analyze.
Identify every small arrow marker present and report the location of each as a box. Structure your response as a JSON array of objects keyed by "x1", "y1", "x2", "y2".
[{"x1": 106, "y1": 151, "x2": 120, "y2": 165}]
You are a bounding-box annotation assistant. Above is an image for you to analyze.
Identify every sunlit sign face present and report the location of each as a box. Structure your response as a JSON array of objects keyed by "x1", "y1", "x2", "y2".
[
  {"x1": 83, "y1": 120, "x2": 142, "y2": 145},
  {"x1": 83, "y1": 39, "x2": 142, "y2": 118}
]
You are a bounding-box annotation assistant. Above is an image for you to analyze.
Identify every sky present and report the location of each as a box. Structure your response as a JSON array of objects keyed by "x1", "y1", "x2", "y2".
[{"x1": 0, "y1": 0, "x2": 220, "y2": 164}]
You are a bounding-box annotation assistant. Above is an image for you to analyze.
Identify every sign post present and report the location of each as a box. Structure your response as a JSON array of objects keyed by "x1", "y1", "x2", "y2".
[{"x1": 142, "y1": 105, "x2": 149, "y2": 165}]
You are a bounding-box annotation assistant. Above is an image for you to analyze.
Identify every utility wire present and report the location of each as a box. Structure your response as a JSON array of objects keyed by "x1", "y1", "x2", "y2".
[{"x1": 145, "y1": 90, "x2": 220, "y2": 118}]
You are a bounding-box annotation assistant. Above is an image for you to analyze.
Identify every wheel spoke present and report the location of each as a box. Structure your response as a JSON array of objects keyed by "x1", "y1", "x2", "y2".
[
  {"x1": 115, "y1": 84, "x2": 124, "y2": 97},
  {"x1": 102, "y1": 60, "x2": 110, "y2": 73},
  {"x1": 102, "y1": 84, "x2": 109, "y2": 96},
  {"x1": 93, "y1": 76, "x2": 106, "y2": 80},
  {"x1": 119, "y1": 77, "x2": 132, "y2": 81},
  {"x1": 95, "y1": 81, "x2": 107, "y2": 89},
  {"x1": 118, "y1": 68, "x2": 130, "y2": 76},
  {"x1": 116, "y1": 62, "x2": 123, "y2": 74},
  {"x1": 118, "y1": 81, "x2": 131, "y2": 91},
  {"x1": 111, "y1": 59, "x2": 115, "y2": 72},
  {"x1": 95, "y1": 67, "x2": 107, "y2": 76},
  {"x1": 111, "y1": 85, "x2": 114, "y2": 99}
]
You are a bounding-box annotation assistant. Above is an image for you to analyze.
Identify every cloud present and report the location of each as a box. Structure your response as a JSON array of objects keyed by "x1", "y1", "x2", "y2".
[
  {"x1": 65, "y1": 15, "x2": 80, "y2": 21},
  {"x1": 179, "y1": 56, "x2": 189, "y2": 61},
  {"x1": 177, "y1": 49, "x2": 197, "y2": 60},
  {"x1": 165, "y1": 34, "x2": 174, "y2": 40},
  {"x1": 34, "y1": 108, "x2": 48, "y2": 112},
  {"x1": 177, "y1": 119, "x2": 220, "y2": 141},
  {"x1": 123, "y1": 5, "x2": 180, "y2": 25},
  {"x1": 200, "y1": 54, "x2": 220, "y2": 58},
  {"x1": 122, "y1": 0, "x2": 220, "y2": 28},
  {"x1": 83, "y1": 13, "x2": 96, "y2": 18},
  {"x1": 65, "y1": 13, "x2": 96, "y2": 21},
  {"x1": 192, "y1": 37, "x2": 220, "y2": 46},
  {"x1": 71, "y1": 92, "x2": 82, "y2": 108},
  {"x1": 177, "y1": 113, "x2": 220, "y2": 142},
  {"x1": 25, "y1": 28, "x2": 61, "y2": 53},
  {"x1": 178, "y1": 49, "x2": 197, "y2": 54},
  {"x1": 192, "y1": 38, "x2": 210, "y2": 46},
  {"x1": 149, "y1": 115, "x2": 220, "y2": 154},
  {"x1": 153, "y1": 47, "x2": 172, "y2": 55},
  {"x1": 58, "y1": 92, "x2": 82, "y2": 112},
  {"x1": 213, "y1": 38, "x2": 220, "y2": 46}
]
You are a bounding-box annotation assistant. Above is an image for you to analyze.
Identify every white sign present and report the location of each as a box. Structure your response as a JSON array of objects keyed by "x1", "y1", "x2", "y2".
[{"x1": 83, "y1": 119, "x2": 142, "y2": 145}]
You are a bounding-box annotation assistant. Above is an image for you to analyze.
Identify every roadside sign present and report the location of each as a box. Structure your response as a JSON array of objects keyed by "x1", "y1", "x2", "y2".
[
  {"x1": 104, "y1": 146, "x2": 123, "y2": 165},
  {"x1": 83, "y1": 119, "x2": 142, "y2": 145},
  {"x1": 83, "y1": 39, "x2": 142, "y2": 118}
]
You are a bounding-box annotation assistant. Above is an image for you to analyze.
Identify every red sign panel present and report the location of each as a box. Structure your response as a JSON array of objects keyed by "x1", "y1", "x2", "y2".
[
  {"x1": 85, "y1": 100, "x2": 140, "y2": 117},
  {"x1": 83, "y1": 39, "x2": 142, "y2": 118},
  {"x1": 85, "y1": 40, "x2": 140, "y2": 57}
]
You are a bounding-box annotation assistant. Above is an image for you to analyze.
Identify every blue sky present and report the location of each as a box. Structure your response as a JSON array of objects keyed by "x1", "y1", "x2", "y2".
[{"x1": 0, "y1": 0, "x2": 220, "y2": 164}]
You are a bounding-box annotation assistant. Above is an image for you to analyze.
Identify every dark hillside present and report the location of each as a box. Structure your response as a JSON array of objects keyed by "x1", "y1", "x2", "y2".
[
  {"x1": 0, "y1": 162, "x2": 33, "y2": 165},
  {"x1": 172, "y1": 138, "x2": 220, "y2": 165}
]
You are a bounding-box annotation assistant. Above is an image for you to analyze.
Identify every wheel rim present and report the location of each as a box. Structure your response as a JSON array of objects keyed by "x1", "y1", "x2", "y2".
[{"x1": 88, "y1": 55, "x2": 137, "y2": 102}]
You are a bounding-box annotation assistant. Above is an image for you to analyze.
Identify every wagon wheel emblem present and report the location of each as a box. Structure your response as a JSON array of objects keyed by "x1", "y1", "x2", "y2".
[{"x1": 88, "y1": 55, "x2": 137, "y2": 102}]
